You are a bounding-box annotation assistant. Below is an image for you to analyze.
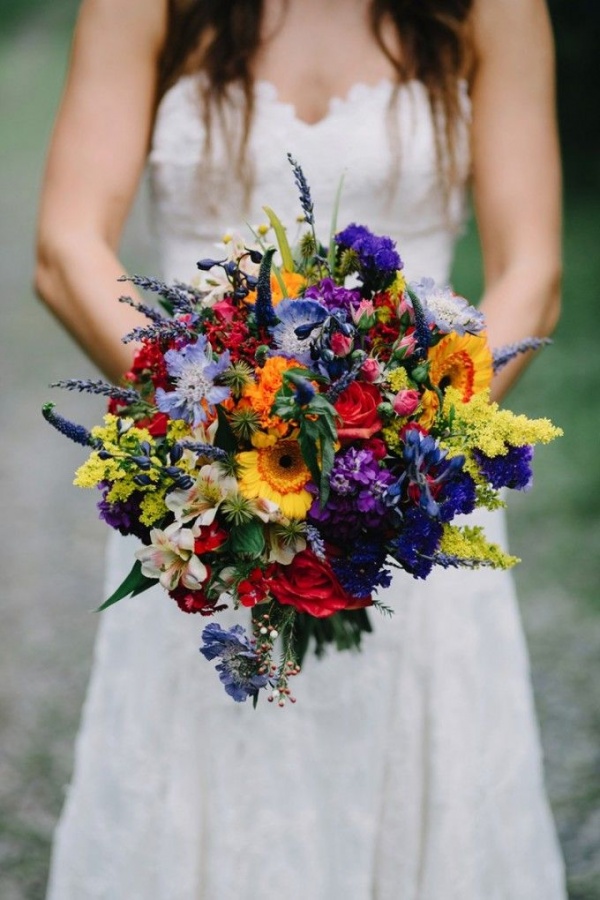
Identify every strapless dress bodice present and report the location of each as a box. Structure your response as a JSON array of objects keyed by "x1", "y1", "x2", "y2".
[{"x1": 148, "y1": 76, "x2": 471, "y2": 285}]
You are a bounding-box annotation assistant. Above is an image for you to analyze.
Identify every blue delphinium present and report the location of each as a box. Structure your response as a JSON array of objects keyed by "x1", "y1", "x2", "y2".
[
  {"x1": 270, "y1": 297, "x2": 328, "y2": 365},
  {"x1": 200, "y1": 623, "x2": 268, "y2": 702},
  {"x1": 474, "y1": 445, "x2": 534, "y2": 491},
  {"x1": 400, "y1": 429, "x2": 465, "y2": 518},
  {"x1": 335, "y1": 223, "x2": 402, "y2": 291},
  {"x1": 155, "y1": 335, "x2": 231, "y2": 427}
]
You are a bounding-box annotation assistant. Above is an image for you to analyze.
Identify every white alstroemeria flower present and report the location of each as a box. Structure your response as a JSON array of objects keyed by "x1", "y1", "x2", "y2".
[
  {"x1": 250, "y1": 497, "x2": 285, "y2": 524},
  {"x1": 136, "y1": 522, "x2": 207, "y2": 592},
  {"x1": 166, "y1": 464, "x2": 238, "y2": 525}
]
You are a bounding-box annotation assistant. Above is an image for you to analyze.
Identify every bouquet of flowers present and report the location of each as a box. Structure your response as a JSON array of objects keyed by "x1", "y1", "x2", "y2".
[{"x1": 44, "y1": 156, "x2": 561, "y2": 706}]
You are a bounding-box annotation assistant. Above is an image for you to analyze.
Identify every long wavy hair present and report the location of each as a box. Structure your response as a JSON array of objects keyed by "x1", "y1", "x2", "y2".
[{"x1": 157, "y1": 0, "x2": 474, "y2": 184}]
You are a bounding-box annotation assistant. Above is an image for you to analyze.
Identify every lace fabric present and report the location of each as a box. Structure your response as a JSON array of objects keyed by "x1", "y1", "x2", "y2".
[{"x1": 46, "y1": 76, "x2": 566, "y2": 899}]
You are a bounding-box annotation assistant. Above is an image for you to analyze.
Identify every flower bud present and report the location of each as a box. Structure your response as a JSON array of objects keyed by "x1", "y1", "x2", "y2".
[
  {"x1": 392, "y1": 389, "x2": 420, "y2": 417},
  {"x1": 330, "y1": 332, "x2": 353, "y2": 357},
  {"x1": 360, "y1": 357, "x2": 382, "y2": 382}
]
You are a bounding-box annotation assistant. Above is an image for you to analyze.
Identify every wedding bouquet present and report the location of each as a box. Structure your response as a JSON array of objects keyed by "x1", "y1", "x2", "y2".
[{"x1": 44, "y1": 156, "x2": 561, "y2": 706}]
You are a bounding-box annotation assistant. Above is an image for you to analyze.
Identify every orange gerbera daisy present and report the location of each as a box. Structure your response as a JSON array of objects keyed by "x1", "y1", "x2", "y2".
[
  {"x1": 245, "y1": 270, "x2": 306, "y2": 307},
  {"x1": 427, "y1": 332, "x2": 493, "y2": 403}
]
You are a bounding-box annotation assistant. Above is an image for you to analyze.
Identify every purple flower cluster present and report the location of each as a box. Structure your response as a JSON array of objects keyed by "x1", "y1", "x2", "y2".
[
  {"x1": 474, "y1": 445, "x2": 534, "y2": 491},
  {"x1": 331, "y1": 541, "x2": 392, "y2": 598},
  {"x1": 309, "y1": 447, "x2": 395, "y2": 539},
  {"x1": 438, "y1": 472, "x2": 478, "y2": 522},
  {"x1": 97, "y1": 483, "x2": 150, "y2": 542},
  {"x1": 200, "y1": 623, "x2": 268, "y2": 702},
  {"x1": 304, "y1": 278, "x2": 361, "y2": 317},
  {"x1": 335, "y1": 223, "x2": 402, "y2": 291},
  {"x1": 390, "y1": 508, "x2": 443, "y2": 580}
]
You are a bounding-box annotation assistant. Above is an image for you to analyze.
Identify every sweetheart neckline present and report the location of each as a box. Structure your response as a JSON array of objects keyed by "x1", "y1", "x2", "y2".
[{"x1": 169, "y1": 74, "x2": 435, "y2": 129}]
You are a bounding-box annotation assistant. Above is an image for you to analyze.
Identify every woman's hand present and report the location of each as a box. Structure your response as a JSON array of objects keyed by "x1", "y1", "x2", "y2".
[
  {"x1": 35, "y1": 0, "x2": 168, "y2": 382},
  {"x1": 470, "y1": 0, "x2": 561, "y2": 400}
]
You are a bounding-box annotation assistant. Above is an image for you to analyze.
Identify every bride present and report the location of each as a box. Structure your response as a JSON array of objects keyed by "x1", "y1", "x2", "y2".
[{"x1": 36, "y1": 0, "x2": 566, "y2": 897}]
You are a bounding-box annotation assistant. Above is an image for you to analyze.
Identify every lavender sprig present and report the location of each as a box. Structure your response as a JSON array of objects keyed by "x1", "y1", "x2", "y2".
[
  {"x1": 305, "y1": 524, "x2": 326, "y2": 560},
  {"x1": 122, "y1": 319, "x2": 195, "y2": 344},
  {"x1": 42, "y1": 403, "x2": 101, "y2": 448},
  {"x1": 51, "y1": 379, "x2": 141, "y2": 405},
  {"x1": 287, "y1": 153, "x2": 314, "y2": 225},
  {"x1": 492, "y1": 338, "x2": 552, "y2": 373},
  {"x1": 324, "y1": 358, "x2": 363, "y2": 403},
  {"x1": 118, "y1": 294, "x2": 166, "y2": 324},
  {"x1": 406, "y1": 287, "x2": 430, "y2": 358},
  {"x1": 118, "y1": 275, "x2": 198, "y2": 315},
  {"x1": 178, "y1": 441, "x2": 228, "y2": 462},
  {"x1": 434, "y1": 553, "x2": 494, "y2": 570}
]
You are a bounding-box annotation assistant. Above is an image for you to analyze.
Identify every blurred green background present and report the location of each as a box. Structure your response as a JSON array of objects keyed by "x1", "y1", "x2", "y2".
[{"x1": 0, "y1": 1, "x2": 598, "y2": 898}]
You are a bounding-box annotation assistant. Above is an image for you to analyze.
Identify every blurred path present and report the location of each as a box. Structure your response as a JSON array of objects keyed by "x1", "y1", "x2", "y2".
[{"x1": 0, "y1": 12, "x2": 598, "y2": 900}]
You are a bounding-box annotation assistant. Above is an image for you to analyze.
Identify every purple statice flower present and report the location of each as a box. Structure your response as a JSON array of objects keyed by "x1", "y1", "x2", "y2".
[
  {"x1": 200, "y1": 623, "x2": 268, "y2": 702},
  {"x1": 309, "y1": 447, "x2": 395, "y2": 539},
  {"x1": 270, "y1": 297, "x2": 328, "y2": 364},
  {"x1": 438, "y1": 472, "x2": 478, "y2": 522},
  {"x1": 304, "y1": 278, "x2": 361, "y2": 317},
  {"x1": 331, "y1": 540, "x2": 392, "y2": 599},
  {"x1": 97, "y1": 483, "x2": 150, "y2": 542},
  {"x1": 390, "y1": 507, "x2": 443, "y2": 579},
  {"x1": 335, "y1": 223, "x2": 402, "y2": 291},
  {"x1": 410, "y1": 277, "x2": 485, "y2": 336},
  {"x1": 398, "y1": 429, "x2": 465, "y2": 518},
  {"x1": 155, "y1": 335, "x2": 231, "y2": 427},
  {"x1": 474, "y1": 445, "x2": 534, "y2": 491}
]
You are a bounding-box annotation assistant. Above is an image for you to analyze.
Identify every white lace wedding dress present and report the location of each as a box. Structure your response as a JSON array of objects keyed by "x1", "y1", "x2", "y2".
[{"x1": 46, "y1": 77, "x2": 566, "y2": 899}]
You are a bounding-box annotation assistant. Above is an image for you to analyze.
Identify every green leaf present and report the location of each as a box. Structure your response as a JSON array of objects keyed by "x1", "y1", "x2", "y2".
[
  {"x1": 96, "y1": 560, "x2": 156, "y2": 612},
  {"x1": 327, "y1": 172, "x2": 346, "y2": 273},
  {"x1": 214, "y1": 405, "x2": 237, "y2": 453},
  {"x1": 263, "y1": 206, "x2": 295, "y2": 274},
  {"x1": 230, "y1": 521, "x2": 265, "y2": 558}
]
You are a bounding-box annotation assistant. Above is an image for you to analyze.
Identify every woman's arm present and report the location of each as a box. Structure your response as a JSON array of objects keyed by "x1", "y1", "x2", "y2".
[
  {"x1": 35, "y1": 0, "x2": 168, "y2": 382},
  {"x1": 470, "y1": 0, "x2": 561, "y2": 400}
]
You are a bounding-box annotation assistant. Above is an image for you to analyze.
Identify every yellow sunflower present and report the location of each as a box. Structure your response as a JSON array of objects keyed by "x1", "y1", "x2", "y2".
[
  {"x1": 428, "y1": 332, "x2": 493, "y2": 403},
  {"x1": 236, "y1": 439, "x2": 313, "y2": 519}
]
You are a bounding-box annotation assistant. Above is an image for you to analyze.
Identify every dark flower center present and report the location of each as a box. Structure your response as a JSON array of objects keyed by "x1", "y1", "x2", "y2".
[{"x1": 279, "y1": 454, "x2": 294, "y2": 469}]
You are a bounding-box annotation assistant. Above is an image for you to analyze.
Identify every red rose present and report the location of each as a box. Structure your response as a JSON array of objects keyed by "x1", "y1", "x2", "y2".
[
  {"x1": 334, "y1": 381, "x2": 383, "y2": 441},
  {"x1": 270, "y1": 550, "x2": 371, "y2": 618}
]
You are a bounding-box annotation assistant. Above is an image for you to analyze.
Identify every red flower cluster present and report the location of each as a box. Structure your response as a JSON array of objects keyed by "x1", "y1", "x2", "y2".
[{"x1": 238, "y1": 565, "x2": 276, "y2": 608}]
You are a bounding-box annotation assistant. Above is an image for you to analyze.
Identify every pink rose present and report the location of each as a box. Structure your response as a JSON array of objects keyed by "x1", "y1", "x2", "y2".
[
  {"x1": 360, "y1": 357, "x2": 382, "y2": 383},
  {"x1": 392, "y1": 389, "x2": 420, "y2": 416},
  {"x1": 330, "y1": 332, "x2": 353, "y2": 357}
]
